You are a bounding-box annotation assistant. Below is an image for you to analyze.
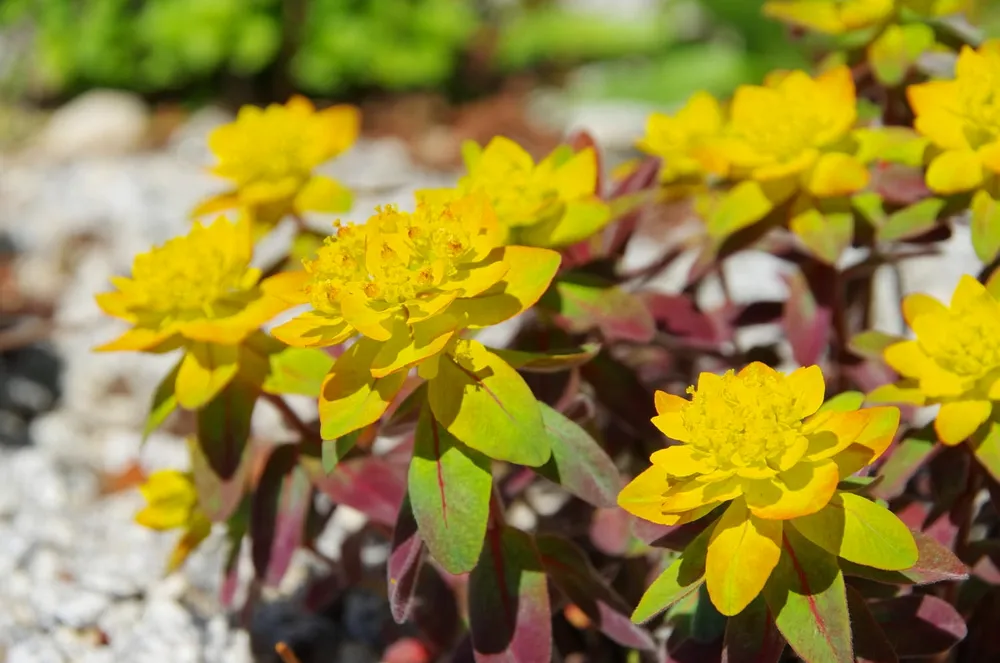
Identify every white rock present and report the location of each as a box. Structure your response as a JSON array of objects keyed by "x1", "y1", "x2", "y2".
[
  {"x1": 5, "y1": 635, "x2": 66, "y2": 663},
  {"x1": 38, "y1": 90, "x2": 149, "y2": 160}
]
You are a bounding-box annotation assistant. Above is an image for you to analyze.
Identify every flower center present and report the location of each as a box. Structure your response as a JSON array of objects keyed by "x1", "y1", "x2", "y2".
[
  {"x1": 130, "y1": 234, "x2": 251, "y2": 318},
  {"x1": 733, "y1": 95, "x2": 829, "y2": 162},
  {"x1": 305, "y1": 203, "x2": 485, "y2": 312},
  {"x1": 680, "y1": 369, "x2": 806, "y2": 471},
  {"x1": 919, "y1": 304, "x2": 1000, "y2": 379},
  {"x1": 463, "y1": 159, "x2": 555, "y2": 227}
]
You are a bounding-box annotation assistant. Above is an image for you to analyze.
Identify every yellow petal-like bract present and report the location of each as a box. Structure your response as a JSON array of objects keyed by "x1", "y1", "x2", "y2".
[
  {"x1": 135, "y1": 470, "x2": 211, "y2": 572},
  {"x1": 637, "y1": 91, "x2": 729, "y2": 183},
  {"x1": 908, "y1": 40, "x2": 1000, "y2": 194},
  {"x1": 196, "y1": 96, "x2": 359, "y2": 224}
]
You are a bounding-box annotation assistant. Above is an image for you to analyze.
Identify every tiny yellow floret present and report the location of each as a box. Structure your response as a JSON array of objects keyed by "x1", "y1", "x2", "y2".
[
  {"x1": 194, "y1": 95, "x2": 359, "y2": 225},
  {"x1": 417, "y1": 136, "x2": 610, "y2": 248},
  {"x1": 908, "y1": 40, "x2": 1000, "y2": 194},
  {"x1": 873, "y1": 275, "x2": 1000, "y2": 445}
]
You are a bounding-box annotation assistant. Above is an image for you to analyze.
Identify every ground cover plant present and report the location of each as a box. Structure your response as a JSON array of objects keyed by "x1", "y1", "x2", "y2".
[{"x1": 95, "y1": 2, "x2": 1000, "y2": 661}]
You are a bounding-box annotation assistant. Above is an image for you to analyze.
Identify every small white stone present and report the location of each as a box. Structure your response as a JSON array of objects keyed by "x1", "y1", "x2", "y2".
[{"x1": 37, "y1": 90, "x2": 149, "y2": 160}]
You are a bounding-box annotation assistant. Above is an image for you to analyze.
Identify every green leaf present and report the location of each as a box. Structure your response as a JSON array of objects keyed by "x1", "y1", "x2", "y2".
[
  {"x1": 706, "y1": 181, "x2": 773, "y2": 240},
  {"x1": 790, "y1": 208, "x2": 853, "y2": 265},
  {"x1": 877, "y1": 198, "x2": 945, "y2": 242},
  {"x1": 321, "y1": 432, "x2": 360, "y2": 474},
  {"x1": 427, "y1": 339, "x2": 551, "y2": 467},
  {"x1": 851, "y1": 191, "x2": 887, "y2": 227},
  {"x1": 789, "y1": 493, "x2": 918, "y2": 571},
  {"x1": 409, "y1": 403, "x2": 492, "y2": 574},
  {"x1": 491, "y1": 343, "x2": 601, "y2": 373},
  {"x1": 816, "y1": 391, "x2": 864, "y2": 414},
  {"x1": 971, "y1": 190, "x2": 1000, "y2": 264},
  {"x1": 195, "y1": 370, "x2": 259, "y2": 480},
  {"x1": 853, "y1": 128, "x2": 929, "y2": 167},
  {"x1": 868, "y1": 23, "x2": 935, "y2": 86},
  {"x1": 534, "y1": 403, "x2": 621, "y2": 508},
  {"x1": 763, "y1": 528, "x2": 853, "y2": 663},
  {"x1": 520, "y1": 198, "x2": 611, "y2": 247},
  {"x1": 839, "y1": 530, "x2": 968, "y2": 585},
  {"x1": 722, "y1": 595, "x2": 786, "y2": 663},
  {"x1": 632, "y1": 525, "x2": 712, "y2": 624},
  {"x1": 541, "y1": 273, "x2": 655, "y2": 343},
  {"x1": 873, "y1": 431, "x2": 937, "y2": 500},
  {"x1": 262, "y1": 346, "x2": 335, "y2": 397},
  {"x1": 143, "y1": 358, "x2": 180, "y2": 441},
  {"x1": 319, "y1": 337, "x2": 408, "y2": 440},
  {"x1": 849, "y1": 330, "x2": 903, "y2": 359}
]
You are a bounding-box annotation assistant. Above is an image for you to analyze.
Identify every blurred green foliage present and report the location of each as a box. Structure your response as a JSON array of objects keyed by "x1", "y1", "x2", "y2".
[{"x1": 5, "y1": 0, "x2": 994, "y2": 103}]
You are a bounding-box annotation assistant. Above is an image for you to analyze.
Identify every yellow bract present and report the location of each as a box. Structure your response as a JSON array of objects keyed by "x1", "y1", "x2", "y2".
[
  {"x1": 135, "y1": 470, "x2": 211, "y2": 573},
  {"x1": 637, "y1": 91, "x2": 728, "y2": 184},
  {"x1": 716, "y1": 66, "x2": 862, "y2": 191},
  {"x1": 872, "y1": 275, "x2": 1000, "y2": 445},
  {"x1": 94, "y1": 215, "x2": 286, "y2": 351},
  {"x1": 908, "y1": 41, "x2": 1000, "y2": 194},
  {"x1": 417, "y1": 136, "x2": 611, "y2": 248},
  {"x1": 194, "y1": 95, "x2": 359, "y2": 225},
  {"x1": 619, "y1": 363, "x2": 904, "y2": 615},
  {"x1": 763, "y1": 0, "x2": 969, "y2": 34}
]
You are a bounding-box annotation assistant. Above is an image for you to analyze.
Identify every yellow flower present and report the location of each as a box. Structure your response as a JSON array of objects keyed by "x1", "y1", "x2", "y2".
[
  {"x1": 764, "y1": 0, "x2": 894, "y2": 34},
  {"x1": 194, "y1": 96, "x2": 359, "y2": 225},
  {"x1": 908, "y1": 40, "x2": 1000, "y2": 194},
  {"x1": 871, "y1": 275, "x2": 1000, "y2": 445},
  {"x1": 94, "y1": 216, "x2": 289, "y2": 408},
  {"x1": 266, "y1": 194, "x2": 561, "y2": 439},
  {"x1": 136, "y1": 470, "x2": 212, "y2": 573},
  {"x1": 716, "y1": 66, "x2": 866, "y2": 196},
  {"x1": 620, "y1": 363, "x2": 907, "y2": 616},
  {"x1": 417, "y1": 136, "x2": 611, "y2": 248},
  {"x1": 637, "y1": 91, "x2": 729, "y2": 184}
]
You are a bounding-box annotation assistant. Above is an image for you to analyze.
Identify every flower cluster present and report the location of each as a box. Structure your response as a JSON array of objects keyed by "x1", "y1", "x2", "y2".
[
  {"x1": 620, "y1": 363, "x2": 913, "y2": 616},
  {"x1": 267, "y1": 194, "x2": 561, "y2": 440},
  {"x1": 135, "y1": 470, "x2": 211, "y2": 573},
  {"x1": 871, "y1": 275, "x2": 1000, "y2": 445},
  {"x1": 908, "y1": 40, "x2": 1000, "y2": 195},
  {"x1": 764, "y1": 0, "x2": 969, "y2": 34},
  {"x1": 418, "y1": 136, "x2": 611, "y2": 248},
  {"x1": 193, "y1": 96, "x2": 359, "y2": 228},
  {"x1": 94, "y1": 215, "x2": 288, "y2": 408}
]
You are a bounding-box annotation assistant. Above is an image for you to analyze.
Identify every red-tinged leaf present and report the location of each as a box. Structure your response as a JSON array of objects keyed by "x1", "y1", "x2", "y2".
[
  {"x1": 409, "y1": 404, "x2": 492, "y2": 574},
  {"x1": 534, "y1": 403, "x2": 621, "y2": 508},
  {"x1": 590, "y1": 507, "x2": 632, "y2": 556},
  {"x1": 840, "y1": 529, "x2": 969, "y2": 586},
  {"x1": 536, "y1": 534, "x2": 656, "y2": 650},
  {"x1": 632, "y1": 526, "x2": 713, "y2": 624},
  {"x1": 143, "y1": 358, "x2": 180, "y2": 441},
  {"x1": 251, "y1": 445, "x2": 312, "y2": 586},
  {"x1": 637, "y1": 515, "x2": 718, "y2": 551},
  {"x1": 642, "y1": 293, "x2": 720, "y2": 346},
  {"x1": 303, "y1": 454, "x2": 406, "y2": 526},
  {"x1": 541, "y1": 273, "x2": 655, "y2": 343},
  {"x1": 877, "y1": 198, "x2": 945, "y2": 242},
  {"x1": 388, "y1": 493, "x2": 426, "y2": 624},
  {"x1": 491, "y1": 344, "x2": 601, "y2": 373},
  {"x1": 846, "y1": 587, "x2": 898, "y2": 663},
  {"x1": 763, "y1": 527, "x2": 853, "y2": 663},
  {"x1": 605, "y1": 157, "x2": 661, "y2": 256},
  {"x1": 781, "y1": 270, "x2": 832, "y2": 367},
  {"x1": 721, "y1": 596, "x2": 786, "y2": 663},
  {"x1": 186, "y1": 434, "x2": 249, "y2": 522},
  {"x1": 220, "y1": 497, "x2": 249, "y2": 608},
  {"x1": 468, "y1": 526, "x2": 552, "y2": 663},
  {"x1": 195, "y1": 373, "x2": 259, "y2": 480},
  {"x1": 872, "y1": 163, "x2": 931, "y2": 205},
  {"x1": 868, "y1": 594, "x2": 967, "y2": 657},
  {"x1": 873, "y1": 433, "x2": 938, "y2": 500}
]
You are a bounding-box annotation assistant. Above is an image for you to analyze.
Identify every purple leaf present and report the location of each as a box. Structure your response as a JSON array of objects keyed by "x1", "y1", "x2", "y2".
[
  {"x1": 468, "y1": 526, "x2": 552, "y2": 663},
  {"x1": 535, "y1": 403, "x2": 622, "y2": 508},
  {"x1": 781, "y1": 270, "x2": 832, "y2": 367},
  {"x1": 541, "y1": 273, "x2": 656, "y2": 343},
  {"x1": 590, "y1": 507, "x2": 632, "y2": 557},
  {"x1": 304, "y1": 454, "x2": 407, "y2": 526},
  {"x1": 251, "y1": 445, "x2": 312, "y2": 587},
  {"x1": 868, "y1": 594, "x2": 967, "y2": 657},
  {"x1": 536, "y1": 534, "x2": 656, "y2": 650},
  {"x1": 873, "y1": 433, "x2": 938, "y2": 501},
  {"x1": 388, "y1": 493, "x2": 427, "y2": 624},
  {"x1": 721, "y1": 596, "x2": 786, "y2": 663},
  {"x1": 845, "y1": 587, "x2": 898, "y2": 663}
]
